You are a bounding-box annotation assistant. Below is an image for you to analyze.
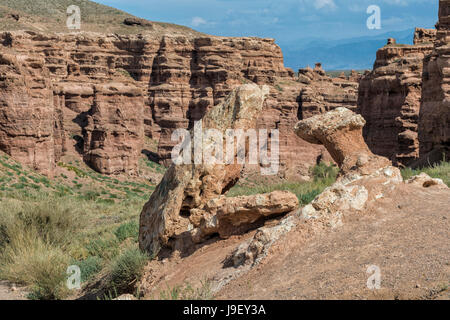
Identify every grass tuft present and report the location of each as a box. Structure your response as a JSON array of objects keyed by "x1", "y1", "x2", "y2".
[{"x1": 107, "y1": 248, "x2": 149, "y2": 293}]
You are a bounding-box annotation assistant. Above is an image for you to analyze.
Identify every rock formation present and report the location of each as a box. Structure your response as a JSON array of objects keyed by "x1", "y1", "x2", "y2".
[
  {"x1": 139, "y1": 84, "x2": 299, "y2": 257},
  {"x1": 0, "y1": 30, "x2": 361, "y2": 179},
  {"x1": 419, "y1": 0, "x2": 450, "y2": 163},
  {"x1": 358, "y1": 1, "x2": 450, "y2": 165},
  {"x1": 414, "y1": 28, "x2": 437, "y2": 45},
  {"x1": 298, "y1": 66, "x2": 360, "y2": 119},
  {"x1": 83, "y1": 83, "x2": 145, "y2": 175},
  {"x1": 295, "y1": 107, "x2": 390, "y2": 174},
  {"x1": 229, "y1": 107, "x2": 403, "y2": 269},
  {"x1": 358, "y1": 34, "x2": 435, "y2": 166},
  {"x1": 406, "y1": 172, "x2": 448, "y2": 189},
  {"x1": 295, "y1": 108, "x2": 403, "y2": 228},
  {"x1": 138, "y1": 107, "x2": 448, "y2": 300},
  {"x1": 0, "y1": 53, "x2": 55, "y2": 175}
]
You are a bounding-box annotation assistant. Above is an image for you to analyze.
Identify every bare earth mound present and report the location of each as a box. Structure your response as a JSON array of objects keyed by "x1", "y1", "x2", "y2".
[
  {"x1": 139, "y1": 182, "x2": 449, "y2": 300},
  {"x1": 218, "y1": 184, "x2": 450, "y2": 300}
]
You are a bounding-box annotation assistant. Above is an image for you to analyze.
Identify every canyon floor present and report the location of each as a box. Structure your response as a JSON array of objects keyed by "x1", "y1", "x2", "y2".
[
  {"x1": 217, "y1": 184, "x2": 450, "y2": 300},
  {"x1": 137, "y1": 173, "x2": 449, "y2": 300}
]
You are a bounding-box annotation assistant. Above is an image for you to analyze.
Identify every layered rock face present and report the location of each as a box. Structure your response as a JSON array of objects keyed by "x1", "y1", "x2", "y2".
[
  {"x1": 419, "y1": 0, "x2": 450, "y2": 163},
  {"x1": 298, "y1": 64, "x2": 360, "y2": 119},
  {"x1": 83, "y1": 83, "x2": 145, "y2": 175},
  {"x1": 0, "y1": 32, "x2": 147, "y2": 175},
  {"x1": 0, "y1": 53, "x2": 55, "y2": 174},
  {"x1": 359, "y1": 1, "x2": 450, "y2": 166},
  {"x1": 0, "y1": 30, "x2": 360, "y2": 178},
  {"x1": 358, "y1": 33, "x2": 435, "y2": 166},
  {"x1": 139, "y1": 85, "x2": 299, "y2": 257},
  {"x1": 146, "y1": 36, "x2": 293, "y2": 163}
]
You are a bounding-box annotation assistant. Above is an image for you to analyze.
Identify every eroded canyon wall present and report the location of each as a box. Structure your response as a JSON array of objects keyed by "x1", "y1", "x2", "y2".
[
  {"x1": 419, "y1": 0, "x2": 450, "y2": 163},
  {"x1": 358, "y1": 30, "x2": 436, "y2": 166},
  {"x1": 358, "y1": 0, "x2": 450, "y2": 166},
  {"x1": 0, "y1": 31, "x2": 359, "y2": 178}
]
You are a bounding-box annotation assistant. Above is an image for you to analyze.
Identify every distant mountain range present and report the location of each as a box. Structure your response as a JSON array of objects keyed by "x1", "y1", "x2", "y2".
[{"x1": 280, "y1": 29, "x2": 416, "y2": 71}]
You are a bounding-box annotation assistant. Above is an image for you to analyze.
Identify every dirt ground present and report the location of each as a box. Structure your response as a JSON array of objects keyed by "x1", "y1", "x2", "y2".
[
  {"x1": 217, "y1": 185, "x2": 450, "y2": 300},
  {"x1": 140, "y1": 183, "x2": 449, "y2": 300},
  {"x1": 0, "y1": 281, "x2": 27, "y2": 300}
]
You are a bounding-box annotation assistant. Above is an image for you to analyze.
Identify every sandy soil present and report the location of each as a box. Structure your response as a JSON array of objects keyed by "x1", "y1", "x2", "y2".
[
  {"x1": 0, "y1": 281, "x2": 27, "y2": 300},
  {"x1": 140, "y1": 183, "x2": 449, "y2": 300},
  {"x1": 217, "y1": 185, "x2": 450, "y2": 300}
]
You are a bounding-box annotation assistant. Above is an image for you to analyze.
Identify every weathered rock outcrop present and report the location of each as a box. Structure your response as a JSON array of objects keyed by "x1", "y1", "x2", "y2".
[
  {"x1": 138, "y1": 107, "x2": 449, "y2": 299},
  {"x1": 0, "y1": 29, "x2": 362, "y2": 178},
  {"x1": 414, "y1": 28, "x2": 437, "y2": 45},
  {"x1": 358, "y1": 36, "x2": 435, "y2": 166},
  {"x1": 296, "y1": 108, "x2": 402, "y2": 225},
  {"x1": 298, "y1": 65, "x2": 360, "y2": 119},
  {"x1": 295, "y1": 107, "x2": 390, "y2": 174},
  {"x1": 359, "y1": 1, "x2": 450, "y2": 165},
  {"x1": 139, "y1": 84, "x2": 299, "y2": 256},
  {"x1": 190, "y1": 191, "x2": 299, "y2": 242},
  {"x1": 406, "y1": 172, "x2": 448, "y2": 189},
  {"x1": 419, "y1": 0, "x2": 450, "y2": 163},
  {"x1": 230, "y1": 107, "x2": 402, "y2": 269}
]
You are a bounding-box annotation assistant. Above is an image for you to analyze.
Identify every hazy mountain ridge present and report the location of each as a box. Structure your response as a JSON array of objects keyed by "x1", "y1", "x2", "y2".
[{"x1": 282, "y1": 29, "x2": 416, "y2": 70}]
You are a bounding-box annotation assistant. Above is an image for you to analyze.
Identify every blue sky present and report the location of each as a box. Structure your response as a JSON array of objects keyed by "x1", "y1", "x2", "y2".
[{"x1": 93, "y1": 0, "x2": 439, "y2": 69}]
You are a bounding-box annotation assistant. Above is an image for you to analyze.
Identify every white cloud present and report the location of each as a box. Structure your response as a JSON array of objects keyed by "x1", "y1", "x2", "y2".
[
  {"x1": 191, "y1": 16, "x2": 207, "y2": 27},
  {"x1": 298, "y1": 0, "x2": 337, "y2": 11},
  {"x1": 382, "y1": 0, "x2": 409, "y2": 5},
  {"x1": 314, "y1": 0, "x2": 337, "y2": 10}
]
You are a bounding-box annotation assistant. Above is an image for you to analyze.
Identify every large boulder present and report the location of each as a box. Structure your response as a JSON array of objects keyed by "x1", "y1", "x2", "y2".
[
  {"x1": 189, "y1": 191, "x2": 299, "y2": 242},
  {"x1": 139, "y1": 84, "x2": 300, "y2": 256},
  {"x1": 295, "y1": 107, "x2": 391, "y2": 175}
]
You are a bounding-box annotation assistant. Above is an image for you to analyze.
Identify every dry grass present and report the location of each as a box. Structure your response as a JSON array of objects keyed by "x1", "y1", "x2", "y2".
[{"x1": 0, "y1": 152, "x2": 156, "y2": 299}]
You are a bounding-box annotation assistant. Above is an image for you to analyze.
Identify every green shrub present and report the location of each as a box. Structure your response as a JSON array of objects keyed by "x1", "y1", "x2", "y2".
[
  {"x1": 15, "y1": 201, "x2": 82, "y2": 245},
  {"x1": 311, "y1": 162, "x2": 338, "y2": 181},
  {"x1": 108, "y1": 248, "x2": 148, "y2": 293},
  {"x1": 86, "y1": 237, "x2": 119, "y2": 260},
  {"x1": 298, "y1": 189, "x2": 322, "y2": 205},
  {"x1": 159, "y1": 280, "x2": 213, "y2": 300},
  {"x1": 227, "y1": 163, "x2": 338, "y2": 206},
  {"x1": 114, "y1": 221, "x2": 139, "y2": 242},
  {"x1": 75, "y1": 256, "x2": 103, "y2": 282}
]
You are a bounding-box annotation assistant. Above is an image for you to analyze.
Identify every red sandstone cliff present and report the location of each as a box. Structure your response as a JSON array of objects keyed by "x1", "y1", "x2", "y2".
[
  {"x1": 420, "y1": 0, "x2": 450, "y2": 163},
  {"x1": 0, "y1": 30, "x2": 360, "y2": 178},
  {"x1": 358, "y1": 0, "x2": 449, "y2": 166},
  {"x1": 358, "y1": 30, "x2": 436, "y2": 166}
]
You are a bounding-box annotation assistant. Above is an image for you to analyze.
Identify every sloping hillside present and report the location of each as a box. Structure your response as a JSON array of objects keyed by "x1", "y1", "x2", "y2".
[{"x1": 0, "y1": 0, "x2": 202, "y2": 36}]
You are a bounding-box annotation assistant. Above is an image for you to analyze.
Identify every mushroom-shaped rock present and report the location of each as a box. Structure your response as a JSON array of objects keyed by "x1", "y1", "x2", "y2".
[
  {"x1": 294, "y1": 107, "x2": 391, "y2": 174},
  {"x1": 139, "y1": 84, "x2": 270, "y2": 256}
]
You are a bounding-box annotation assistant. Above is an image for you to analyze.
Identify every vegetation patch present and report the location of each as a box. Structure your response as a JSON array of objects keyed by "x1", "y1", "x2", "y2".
[
  {"x1": 227, "y1": 163, "x2": 338, "y2": 206},
  {"x1": 401, "y1": 160, "x2": 450, "y2": 187}
]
